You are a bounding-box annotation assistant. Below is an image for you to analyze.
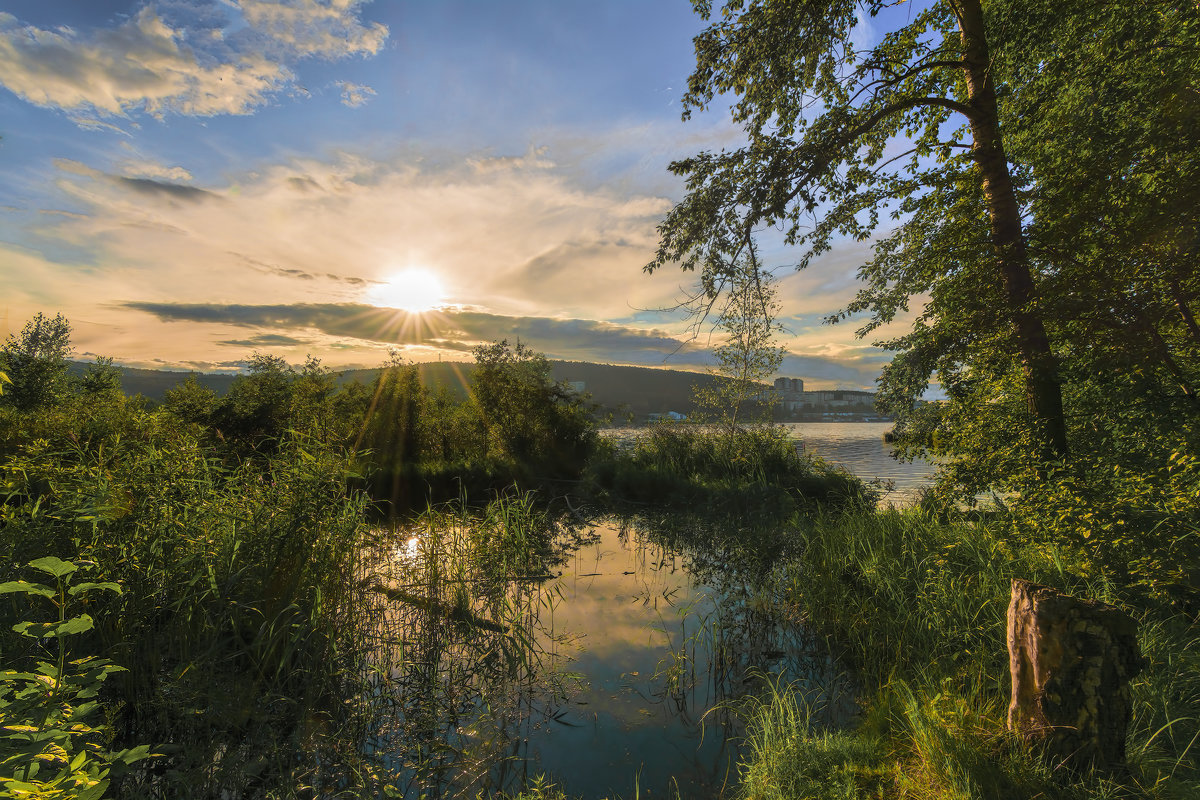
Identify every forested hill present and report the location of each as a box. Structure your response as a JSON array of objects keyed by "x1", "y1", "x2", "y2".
[
  {"x1": 340, "y1": 360, "x2": 723, "y2": 417},
  {"x1": 67, "y1": 362, "x2": 238, "y2": 399},
  {"x1": 78, "y1": 359, "x2": 724, "y2": 418}
]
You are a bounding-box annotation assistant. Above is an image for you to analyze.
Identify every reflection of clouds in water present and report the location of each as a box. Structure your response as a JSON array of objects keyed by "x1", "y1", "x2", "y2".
[{"x1": 551, "y1": 526, "x2": 705, "y2": 663}]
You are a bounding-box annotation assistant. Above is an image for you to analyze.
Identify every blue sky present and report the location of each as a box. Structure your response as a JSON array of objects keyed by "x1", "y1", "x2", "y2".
[{"x1": 0, "y1": 0, "x2": 910, "y2": 388}]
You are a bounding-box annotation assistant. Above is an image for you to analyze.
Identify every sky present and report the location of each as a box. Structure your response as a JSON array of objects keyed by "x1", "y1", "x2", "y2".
[{"x1": 0, "y1": 0, "x2": 914, "y2": 389}]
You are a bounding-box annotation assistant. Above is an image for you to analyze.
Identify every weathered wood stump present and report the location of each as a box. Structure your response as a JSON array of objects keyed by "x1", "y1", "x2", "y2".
[{"x1": 1007, "y1": 579, "x2": 1144, "y2": 771}]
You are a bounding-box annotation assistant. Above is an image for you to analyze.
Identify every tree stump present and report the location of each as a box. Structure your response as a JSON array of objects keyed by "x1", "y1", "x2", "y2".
[{"x1": 1007, "y1": 579, "x2": 1144, "y2": 771}]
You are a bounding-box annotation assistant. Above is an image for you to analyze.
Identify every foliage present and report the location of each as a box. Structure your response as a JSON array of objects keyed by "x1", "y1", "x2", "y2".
[
  {"x1": 736, "y1": 678, "x2": 889, "y2": 800},
  {"x1": 758, "y1": 510, "x2": 1200, "y2": 796},
  {"x1": 653, "y1": 0, "x2": 1200, "y2": 519},
  {"x1": 586, "y1": 424, "x2": 872, "y2": 514},
  {"x1": 0, "y1": 313, "x2": 73, "y2": 412},
  {"x1": 160, "y1": 373, "x2": 218, "y2": 426},
  {"x1": 653, "y1": 0, "x2": 1077, "y2": 464},
  {"x1": 735, "y1": 508, "x2": 1200, "y2": 799},
  {"x1": 71, "y1": 358, "x2": 122, "y2": 401},
  {"x1": 469, "y1": 340, "x2": 596, "y2": 478},
  {"x1": 0, "y1": 390, "x2": 382, "y2": 797},
  {"x1": 871, "y1": 0, "x2": 1200, "y2": 508},
  {"x1": 0, "y1": 557, "x2": 153, "y2": 800}
]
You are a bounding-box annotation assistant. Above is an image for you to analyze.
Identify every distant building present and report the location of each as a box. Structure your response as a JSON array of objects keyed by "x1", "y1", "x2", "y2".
[
  {"x1": 772, "y1": 376, "x2": 807, "y2": 412},
  {"x1": 770, "y1": 376, "x2": 877, "y2": 415}
]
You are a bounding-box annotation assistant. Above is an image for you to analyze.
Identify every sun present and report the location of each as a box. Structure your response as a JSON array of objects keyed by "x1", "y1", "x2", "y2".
[{"x1": 368, "y1": 268, "x2": 447, "y2": 312}]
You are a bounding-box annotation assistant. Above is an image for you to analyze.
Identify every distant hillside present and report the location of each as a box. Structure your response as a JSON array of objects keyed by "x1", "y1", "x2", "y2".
[
  {"x1": 68, "y1": 362, "x2": 237, "y2": 399},
  {"x1": 340, "y1": 360, "x2": 720, "y2": 418},
  {"x1": 73, "y1": 359, "x2": 718, "y2": 417},
  {"x1": 552, "y1": 361, "x2": 720, "y2": 417}
]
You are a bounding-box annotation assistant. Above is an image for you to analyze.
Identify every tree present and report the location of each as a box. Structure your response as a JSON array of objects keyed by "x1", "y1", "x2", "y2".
[
  {"x1": 692, "y1": 238, "x2": 784, "y2": 429},
  {"x1": 358, "y1": 352, "x2": 425, "y2": 467},
  {"x1": 163, "y1": 374, "x2": 220, "y2": 425},
  {"x1": 648, "y1": 0, "x2": 1069, "y2": 466},
  {"x1": 216, "y1": 353, "x2": 296, "y2": 447},
  {"x1": 0, "y1": 313, "x2": 72, "y2": 410},
  {"x1": 996, "y1": 2, "x2": 1200, "y2": 437},
  {"x1": 470, "y1": 340, "x2": 594, "y2": 474},
  {"x1": 855, "y1": 0, "x2": 1200, "y2": 496},
  {"x1": 74, "y1": 356, "x2": 123, "y2": 400}
]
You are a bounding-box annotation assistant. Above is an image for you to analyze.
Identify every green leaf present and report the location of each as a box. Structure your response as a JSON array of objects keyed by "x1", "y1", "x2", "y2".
[
  {"x1": 13, "y1": 614, "x2": 94, "y2": 638},
  {"x1": 67, "y1": 582, "x2": 122, "y2": 597},
  {"x1": 114, "y1": 744, "x2": 156, "y2": 764},
  {"x1": 0, "y1": 581, "x2": 55, "y2": 599},
  {"x1": 27, "y1": 557, "x2": 78, "y2": 579}
]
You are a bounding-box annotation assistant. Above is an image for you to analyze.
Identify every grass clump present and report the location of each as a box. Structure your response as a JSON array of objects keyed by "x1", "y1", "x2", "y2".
[{"x1": 737, "y1": 679, "x2": 890, "y2": 800}]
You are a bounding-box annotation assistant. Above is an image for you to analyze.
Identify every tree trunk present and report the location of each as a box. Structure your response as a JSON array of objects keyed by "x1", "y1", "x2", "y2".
[
  {"x1": 1008, "y1": 580, "x2": 1145, "y2": 772},
  {"x1": 957, "y1": 0, "x2": 1069, "y2": 462}
]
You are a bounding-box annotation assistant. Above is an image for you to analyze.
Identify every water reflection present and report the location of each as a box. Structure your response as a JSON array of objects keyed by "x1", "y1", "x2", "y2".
[{"x1": 365, "y1": 508, "x2": 854, "y2": 799}]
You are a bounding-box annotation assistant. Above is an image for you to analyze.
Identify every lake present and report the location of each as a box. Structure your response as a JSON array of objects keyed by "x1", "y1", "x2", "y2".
[
  {"x1": 780, "y1": 421, "x2": 937, "y2": 506},
  {"x1": 377, "y1": 423, "x2": 935, "y2": 798}
]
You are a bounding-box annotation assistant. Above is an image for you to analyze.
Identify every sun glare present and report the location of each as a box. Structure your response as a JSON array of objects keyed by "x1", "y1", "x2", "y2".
[{"x1": 369, "y1": 269, "x2": 447, "y2": 313}]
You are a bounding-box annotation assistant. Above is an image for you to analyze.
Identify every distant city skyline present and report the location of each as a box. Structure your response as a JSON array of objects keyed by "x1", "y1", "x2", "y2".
[{"x1": 2, "y1": 0, "x2": 923, "y2": 390}]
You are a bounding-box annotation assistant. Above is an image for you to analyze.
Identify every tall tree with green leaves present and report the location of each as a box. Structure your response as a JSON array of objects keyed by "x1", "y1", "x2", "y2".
[
  {"x1": 0, "y1": 312, "x2": 73, "y2": 411},
  {"x1": 648, "y1": 0, "x2": 1069, "y2": 465},
  {"x1": 470, "y1": 340, "x2": 595, "y2": 474},
  {"x1": 996, "y1": 2, "x2": 1200, "y2": 442}
]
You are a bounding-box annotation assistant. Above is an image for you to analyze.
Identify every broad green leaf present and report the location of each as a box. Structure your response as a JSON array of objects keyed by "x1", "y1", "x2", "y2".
[
  {"x1": 0, "y1": 581, "x2": 55, "y2": 598},
  {"x1": 12, "y1": 614, "x2": 93, "y2": 638},
  {"x1": 27, "y1": 557, "x2": 77, "y2": 579},
  {"x1": 67, "y1": 582, "x2": 122, "y2": 597}
]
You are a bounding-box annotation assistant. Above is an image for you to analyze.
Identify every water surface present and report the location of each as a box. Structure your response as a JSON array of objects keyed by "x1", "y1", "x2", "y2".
[
  {"x1": 377, "y1": 513, "x2": 853, "y2": 799},
  {"x1": 782, "y1": 422, "x2": 936, "y2": 504}
]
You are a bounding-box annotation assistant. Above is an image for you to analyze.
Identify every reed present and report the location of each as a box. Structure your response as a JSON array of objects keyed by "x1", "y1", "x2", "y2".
[
  {"x1": 734, "y1": 507, "x2": 1200, "y2": 799},
  {"x1": 585, "y1": 424, "x2": 872, "y2": 513},
  {"x1": 1, "y1": 402, "x2": 380, "y2": 797},
  {"x1": 356, "y1": 490, "x2": 578, "y2": 798}
]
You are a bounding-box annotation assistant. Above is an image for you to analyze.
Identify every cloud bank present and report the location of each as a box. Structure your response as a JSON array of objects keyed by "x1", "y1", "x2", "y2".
[{"x1": 0, "y1": 1, "x2": 386, "y2": 119}]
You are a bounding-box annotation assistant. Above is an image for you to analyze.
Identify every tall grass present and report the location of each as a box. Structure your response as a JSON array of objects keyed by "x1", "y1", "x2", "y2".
[
  {"x1": 1, "y1": 399, "x2": 380, "y2": 797},
  {"x1": 734, "y1": 508, "x2": 1200, "y2": 799}
]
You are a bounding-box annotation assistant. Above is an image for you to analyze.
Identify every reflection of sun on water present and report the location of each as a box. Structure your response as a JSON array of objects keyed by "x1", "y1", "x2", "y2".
[
  {"x1": 392, "y1": 534, "x2": 420, "y2": 564},
  {"x1": 368, "y1": 268, "x2": 447, "y2": 312}
]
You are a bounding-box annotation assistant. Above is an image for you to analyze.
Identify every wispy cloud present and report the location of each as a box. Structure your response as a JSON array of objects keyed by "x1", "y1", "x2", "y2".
[
  {"x1": 33, "y1": 147, "x2": 683, "y2": 323},
  {"x1": 0, "y1": 1, "x2": 388, "y2": 121},
  {"x1": 334, "y1": 80, "x2": 375, "y2": 107},
  {"x1": 5, "y1": 122, "x2": 900, "y2": 386},
  {"x1": 238, "y1": 0, "x2": 388, "y2": 60},
  {"x1": 123, "y1": 301, "x2": 697, "y2": 361}
]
